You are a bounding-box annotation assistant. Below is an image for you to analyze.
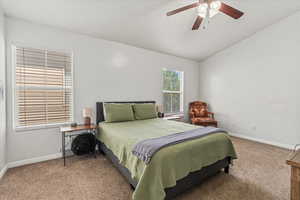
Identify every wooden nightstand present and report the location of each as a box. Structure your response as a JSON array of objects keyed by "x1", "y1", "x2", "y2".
[
  {"x1": 286, "y1": 148, "x2": 300, "y2": 200},
  {"x1": 60, "y1": 124, "x2": 97, "y2": 166}
]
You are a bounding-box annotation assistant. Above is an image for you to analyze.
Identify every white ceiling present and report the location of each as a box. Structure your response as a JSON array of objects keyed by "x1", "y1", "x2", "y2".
[{"x1": 1, "y1": 0, "x2": 300, "y2": 61}]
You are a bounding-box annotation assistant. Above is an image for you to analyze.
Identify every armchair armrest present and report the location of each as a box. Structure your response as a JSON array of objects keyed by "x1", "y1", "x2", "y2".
[{"x1": 207, "y1": 112, "x2": 215, "y2": 119}]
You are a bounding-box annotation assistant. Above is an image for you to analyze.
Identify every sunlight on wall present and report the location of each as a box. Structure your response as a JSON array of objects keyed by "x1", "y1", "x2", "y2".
[{"x1": 112, "y1": 52, "x2": 129, "y2": 68}]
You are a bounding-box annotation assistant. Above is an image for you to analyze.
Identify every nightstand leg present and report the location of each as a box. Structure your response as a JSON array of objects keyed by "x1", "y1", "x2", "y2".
[
  {"x1": 62, "y1": 132, "x2": 66, "y2": 166},
  {"x1": 291, "y1": 166, "x2": 300, "y2": 200}
]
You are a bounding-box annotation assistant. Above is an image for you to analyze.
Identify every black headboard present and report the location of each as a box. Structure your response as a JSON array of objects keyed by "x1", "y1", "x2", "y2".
[{"x1": 96, "y1": 101, "x2": 156, "y2": 124}]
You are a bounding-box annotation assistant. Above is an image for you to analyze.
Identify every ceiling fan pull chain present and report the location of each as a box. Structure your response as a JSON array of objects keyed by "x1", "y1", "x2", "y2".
[{"x1": 203, "y1": 18, "x2": 210, "y2": 29}]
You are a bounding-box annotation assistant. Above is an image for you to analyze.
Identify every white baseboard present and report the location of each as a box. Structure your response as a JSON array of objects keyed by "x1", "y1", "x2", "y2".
[
  {"x1": 230, "y1": 133, "x2": 294, "y2": 150},
  {"x1": 0, "y1": 165, "x2": 8, "y2": 180},
  {"x1": 7, "y1": 153, "x2": 62, "y2": 169}
]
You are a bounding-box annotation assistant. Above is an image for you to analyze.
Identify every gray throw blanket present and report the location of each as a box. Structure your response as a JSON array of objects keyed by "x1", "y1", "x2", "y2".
[{"x1": 132, "y1": 126, "x2": 227, "y2": 164}]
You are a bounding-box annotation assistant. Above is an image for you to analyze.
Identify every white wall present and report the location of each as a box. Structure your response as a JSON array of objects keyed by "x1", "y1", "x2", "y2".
[
  {"x1": 0, "y1": 4, "x2": 7, "y2": 172},
  {"x1": 5, "y1": 17, "x2": 200, "y2": 163},
  {"x1": 199, "y1": 11, "x2": 300, "y2": 148}
]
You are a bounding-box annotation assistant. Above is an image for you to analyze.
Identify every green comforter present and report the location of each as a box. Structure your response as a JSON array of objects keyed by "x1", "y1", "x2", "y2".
[{"x1": 97, "y1": 118, "x2": 237, "y2": 200}]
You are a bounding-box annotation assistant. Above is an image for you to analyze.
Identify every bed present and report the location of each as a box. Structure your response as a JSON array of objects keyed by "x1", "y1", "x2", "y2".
[{"x1": 96, "y1": 101, "x2": 237, "y2": 200}]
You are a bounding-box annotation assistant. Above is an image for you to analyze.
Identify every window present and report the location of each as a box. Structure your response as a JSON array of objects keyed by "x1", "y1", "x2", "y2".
[
  {"x1": 162, "y1": 69, "x2": 184, "y2": 114},
  {"x1": 13, "y1": 46, "x2": 73, "y2": 128}
]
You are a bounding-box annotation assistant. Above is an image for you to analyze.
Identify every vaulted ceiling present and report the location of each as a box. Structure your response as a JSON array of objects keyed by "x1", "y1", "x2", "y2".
[{"x1": 1, "y1": 0, "x2": 300, "y2": 61}]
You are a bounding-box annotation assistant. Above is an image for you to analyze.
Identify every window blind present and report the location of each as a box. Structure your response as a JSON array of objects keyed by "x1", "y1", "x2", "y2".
[{"x1": 15, "y1": 46, "x2": 73, "y2": 127}]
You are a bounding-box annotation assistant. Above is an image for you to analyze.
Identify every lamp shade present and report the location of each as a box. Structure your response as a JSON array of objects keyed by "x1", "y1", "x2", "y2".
[
  {"x1": 156, "y1": 104, "x2": 163, "y2": 113},
  {"x1": 82, "y1": 108, "x2": 92, "y2": 118}
]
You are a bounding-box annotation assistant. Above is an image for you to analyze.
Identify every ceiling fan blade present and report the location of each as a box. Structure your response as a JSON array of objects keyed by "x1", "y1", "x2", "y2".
[
  {"x1": 219, "y1": 3, "x2": 244, "y2": 19},
  {"x1": 167, "y1": 2, "x2": 199, "y2": 16},
  {"x1": 192, "y1": 16, "x2": 203, "y2": 30}
]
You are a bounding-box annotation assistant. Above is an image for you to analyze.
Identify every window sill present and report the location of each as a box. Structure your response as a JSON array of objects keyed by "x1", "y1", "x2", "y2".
[
  {"x1": 14, "y1": 122, "x2": 71, "y2": 132},
  {"x1": 164, "y1": 113, "x2": 184, "y2": 120},
  {"x1": 165, "y1": 112, "x2": 184, "y2": 116}
]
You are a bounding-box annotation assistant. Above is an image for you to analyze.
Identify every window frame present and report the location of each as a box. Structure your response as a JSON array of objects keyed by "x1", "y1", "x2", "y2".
[
  {"x1": 162, "y1": 68, "x2": 184, "y2": 115},
  {"x1": 12, "y1": 45, "x2": 75, "y2": 131}
]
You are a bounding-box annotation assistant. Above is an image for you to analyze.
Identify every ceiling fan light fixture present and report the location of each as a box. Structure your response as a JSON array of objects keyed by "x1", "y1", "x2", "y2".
[
  {"x1": 209, "y1": 0, "x2": 221, "y2": 18},
  {"x1": 197, "y1": 3, "x2": 208, "y2": 18},
  {"x1": 198, "y1": 1, "x2": 221, "y2": 18},
  {"x1": 210, "y1": 1, "x2": 221, "y2": 10}
]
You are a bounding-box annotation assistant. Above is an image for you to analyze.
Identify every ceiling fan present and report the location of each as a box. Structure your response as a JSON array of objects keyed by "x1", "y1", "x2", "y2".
[{"x1": 166, "y1": 0, "x2": 244, "y2": 30}]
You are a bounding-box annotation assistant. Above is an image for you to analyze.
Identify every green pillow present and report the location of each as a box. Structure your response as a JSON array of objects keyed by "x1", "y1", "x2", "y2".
[
  {"x1": 133, "y1": 103, "x2": 157, "y2": 120},
  {"x1": 104, "y1": 103, "x2": 135, "y2": 122}
]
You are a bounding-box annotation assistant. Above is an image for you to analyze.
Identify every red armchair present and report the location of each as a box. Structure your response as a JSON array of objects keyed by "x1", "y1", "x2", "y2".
[{"x1": 189, "y1": 101, "x2": 218, "y2": 127}]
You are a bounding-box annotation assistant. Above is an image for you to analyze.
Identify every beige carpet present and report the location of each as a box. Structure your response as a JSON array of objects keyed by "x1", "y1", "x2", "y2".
[{"x1": 0, "y1": 137, "x2": 290, "y2": 200}]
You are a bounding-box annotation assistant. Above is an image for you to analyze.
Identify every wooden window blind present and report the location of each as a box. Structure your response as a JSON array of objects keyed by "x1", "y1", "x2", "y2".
[{"x1": 14, "y1": 46, "x2": 73, "y2": 128}]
